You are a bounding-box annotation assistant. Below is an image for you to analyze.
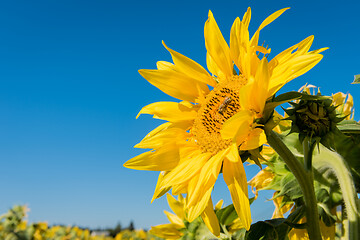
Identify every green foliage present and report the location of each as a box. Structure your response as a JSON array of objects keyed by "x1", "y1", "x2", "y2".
[
  {"x1": 245, "y1": 206, "x2": 305, "y2": 240},
  {"x1": 0, "y1": 205, "x2": 159, "y2": 240},
  {"x1": 352, "y1": 74, "x2": 360, "y2": 84},
  {"x1": 216, "y1": 204, "x2": 238, "y2": 227},
  {"x1": 335, "y1": 120, "x2": 360, "y2": 192},
  {"x1": 268, "y1": 133, "x2": 342, "y2": 222}
]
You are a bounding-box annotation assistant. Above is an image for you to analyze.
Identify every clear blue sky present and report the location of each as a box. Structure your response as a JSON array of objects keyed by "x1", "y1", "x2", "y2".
[{"x1": 0, "y1": 0, "x2": 359, "y2": 230}]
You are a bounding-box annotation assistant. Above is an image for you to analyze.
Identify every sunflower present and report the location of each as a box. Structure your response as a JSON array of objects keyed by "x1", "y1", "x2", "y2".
[{"x1": 124, "y1": 7, "x2": 326, "y2": 235}]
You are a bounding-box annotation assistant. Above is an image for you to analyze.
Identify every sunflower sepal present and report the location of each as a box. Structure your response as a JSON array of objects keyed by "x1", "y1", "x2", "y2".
[
  {"x1": 264, "y1": 91, "x2": 330, "y2": 115},
  {"x1": 237, "y1": 148, "x2": 263, "y2": 168}
]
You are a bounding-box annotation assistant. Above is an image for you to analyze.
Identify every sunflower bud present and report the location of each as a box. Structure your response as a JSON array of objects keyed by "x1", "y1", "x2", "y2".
[{"x1": 285, "y1": 95, "x2": 344, "y2": 149}]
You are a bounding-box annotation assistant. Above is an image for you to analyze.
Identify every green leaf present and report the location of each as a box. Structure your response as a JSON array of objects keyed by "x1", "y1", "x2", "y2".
[
  {"x1": 286, "y1": 205, "x2": 305, "y2": 227},
  {"x1": 277, "y1": 173, "x2": 302, "y2": 200},
  {"x1": 332, "y1": 129, "x2": 360, "y2": 191},
  {"x1": 352, "y1": 74, "x2": 360, "y2": 84},
  {"x1": 245, "y1": 218, "x2": 293, "y2": 240},
  {"x1": 337, "y1": 120, "x2": 360, "y2": 134},
  {"x1": 215, "y1": 204, "x2": 238, "y2": 226},
  {"x1": 264, "y1": 91, "x2": 330, "y2": 120},
  {"x1": 231, "y1": 228, "x2": 246, "y2": 240},
  {"x1": 273, "y1": 91, "x2": 329, "y2": 103},
  {"x1": 245, "y1": 221, "x2": 276, "y2": 240}
]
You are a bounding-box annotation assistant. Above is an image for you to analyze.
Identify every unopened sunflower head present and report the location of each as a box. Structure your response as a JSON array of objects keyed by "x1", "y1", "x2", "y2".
[{"x1": 285, "y1": 90, "x2": 347, "y2": 149}]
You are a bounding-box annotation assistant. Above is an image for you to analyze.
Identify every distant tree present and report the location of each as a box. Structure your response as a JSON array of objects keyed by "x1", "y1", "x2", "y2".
[
  {"x1": 108, "y1": 222, "x2": 122, "y2": 237},
  {"x1": 128, "y1": 221, "x2": 134, "y2": 231}
]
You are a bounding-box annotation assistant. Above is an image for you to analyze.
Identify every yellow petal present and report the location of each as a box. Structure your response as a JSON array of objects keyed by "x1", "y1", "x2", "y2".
[
  {"x1": 152, "y1": 172, "x2": 171, "y2": 203},
  {"x1": 252, "y1": 58, "x2": 270, "y2": 114},
  {"x1": 164, "y1": 210, "x2": 185, "y2": 227},
  {"x1": 137, "y1": 122, "x2": 171, "y2": 141},
  {"x1": 139, "y1": 69, "x2": 209, "y2": 102},
  {"x1": 136, "y1": 101, "x2": 198, "y2": 122},
  {"x1": 215, "y1": 199, "x2": 224, "y2": 210},
  {"x1": 157, "y1": 61, "x2": 175, "y2": 70},
  {"x1": 230, "y1": 17, "x2": 241, "y2": 69},
  {"x1": 162, "y1": 41, "x2": 216, "y2": 86},
  {"x1": 269, "y1": 36, "x2": 315, "y2": 69},
  {"x1": 296, "y1": 35, "x2": 315, "y2": 55},
  {"x1": 206, "y1": 52, "x2": 225, "y2": 80},
  {"x1": 135, "y1": 127, "x2": 188, "y2": 149},
  {"x1": 172, "y1": 183, "x2": 188, "y2": 195},
  {"x1": 187, "y1": 149, "x2": 228, "y2": 221},
  {"x1": 124, "y1": 143, "x2": 179, "y2": 171},
  {"x1": 239, "y1": 128, "x2": 267, "y2": 150},
  {"x1": 223, "y1": 158, "x2": 251, "y2": 230},
  {"x1": 250, "y1": 8, "x2": 290, "y2": 48},
  {"x1": 272, "y1": 194, "x2": 293, "y2": 219},
  {"x1": 226, "y1": 143, "x2": 241, "y2": 163},
  {"x1": 221, "y1": 110, "x2": 252, "y2": 140},
  {"x1": 268, "y1": 36, "x2": 326, "y2": 96},
  {"x1": 343, "y1": 93, "x2": 354, "y2": 118},
  {"x1": 231, "y1": 7, "x2": 252, "y2": 75},
  {"x1": 162, "y1": 152, "x2": 211, "y2": 187},
  {"x1": 150, "y1": 224, "x2": 183, "y2": 239},
  {"x1": 310, "y1": 47, "x2": 329, "y2": 54},
  {"x1": 332, "y1": 92, "x2": 347, "y2": 106},
  {"x1": 258, "y1": 8, "x2": 290, "y2": 32},
  {"x1": 136, "y1": 121, "x2": 193, "y2": 149},
  {"x1": 288, "y1": 217, "x2": 335, "y2": 240},
  {"x1": 201, "y1": 198, "x2": 220, "y2": 237},
  {"x1": 204, "y1": 10, "x2": 233, "y2": 78},
  {"x1": 248, "y1": 168, "x2": 274, "y2": 199},
  {"x1": 242, "y1": 7, "x2": 252, "y2": 28},
  {"x1": 268, "y1": 54, "x2": 323, "y2": 96},
  {"x1": 229, "y1": 218, "x2": 245, "y2": 232},
  {"x1": 166, "y1": 194, "x2": 186, "y2": 220}
]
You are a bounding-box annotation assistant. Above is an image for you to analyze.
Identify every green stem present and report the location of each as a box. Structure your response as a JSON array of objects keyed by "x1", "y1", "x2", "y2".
[
  {"x1": 312, "y1": 146, "x2": 360, "y2": 240},
  {"x1": 303, "y1": 137, "x2": 316, "y2": 171},
  {"x1": 265, "y1": 129, "x2": 322, "y2": 240}
]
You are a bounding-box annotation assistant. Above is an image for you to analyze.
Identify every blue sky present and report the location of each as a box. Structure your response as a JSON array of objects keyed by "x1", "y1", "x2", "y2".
[{"x1": 0, "y1": 0, "x2": 359, "y2": 230}]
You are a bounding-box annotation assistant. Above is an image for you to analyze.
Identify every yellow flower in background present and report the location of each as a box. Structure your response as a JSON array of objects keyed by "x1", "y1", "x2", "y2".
[
  {"x1": 33, "y1": 222, "x2": 48, "y2": 240},
  {"x1": 248, "y1": 167, "x2": 274, "y2": 199},
  {"x1": 332, "y1": 92, "x2": 354, "y2": 120},
  {"x1": 271, "y1": 195, "x2": 293, "y2": 219},
  {"x1": 124, "y1": 7, "x2": 326, "y2": 235},
  {"x1": 150, "y1": 194, "x2": 186, "y2": 239},
  {"x1": 150, "y1": 194, "x2": 225, "y2": 239},
  {"x1": 287, "y1": 217, "x2": 335, "y2": 240}
]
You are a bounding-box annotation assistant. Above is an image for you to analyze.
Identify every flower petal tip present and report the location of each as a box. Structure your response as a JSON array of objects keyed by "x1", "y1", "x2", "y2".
[{"x1": 208, "y1": 10, "x2": 214, "y2": 18}]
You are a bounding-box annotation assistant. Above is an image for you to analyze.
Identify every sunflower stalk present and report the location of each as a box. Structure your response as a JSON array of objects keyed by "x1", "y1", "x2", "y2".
[
  {"x1": 265, "y1": 129, "x2": 322, "y2": 240},
  {"x1": 312, "y1": 146, "x2": 360, "y2": 240},
  {"x1": 303, "y1": 137, "x2": 317, "y2": 172}
]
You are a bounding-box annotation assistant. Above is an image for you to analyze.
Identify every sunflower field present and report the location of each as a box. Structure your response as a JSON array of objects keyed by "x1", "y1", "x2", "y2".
[{"x1": 0, "y1": 205, "x2": 163, "y2": 240}]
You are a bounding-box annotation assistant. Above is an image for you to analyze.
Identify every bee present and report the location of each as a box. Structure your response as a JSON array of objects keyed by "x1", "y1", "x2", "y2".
[{"x1": 218, "y1": 96, "x2": 232, "y2": 114}]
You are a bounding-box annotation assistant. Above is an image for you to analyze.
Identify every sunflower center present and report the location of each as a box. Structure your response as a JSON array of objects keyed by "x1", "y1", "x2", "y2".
[{"x1": 192, "y1": 75, "x2": 247, "y2": 154}]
